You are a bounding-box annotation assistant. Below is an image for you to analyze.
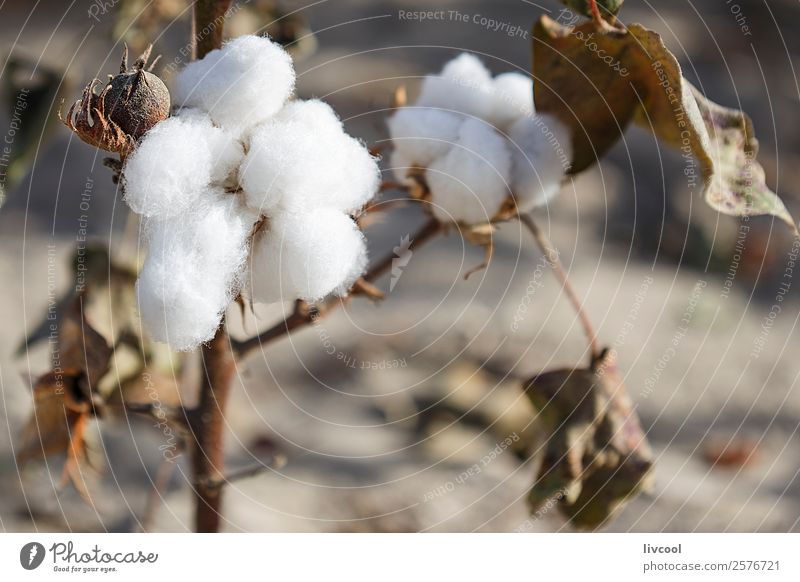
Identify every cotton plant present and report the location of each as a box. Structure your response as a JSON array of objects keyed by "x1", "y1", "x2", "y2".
[
  {"x1": 41, "y1": 0, "x2": 792, "y2": 534},
  {"x1": 387, "y1": 53, "x2": 573, "y2": 226},
  {"x1": 122, "y1": 35, "x2": 379, "y2": 350}
]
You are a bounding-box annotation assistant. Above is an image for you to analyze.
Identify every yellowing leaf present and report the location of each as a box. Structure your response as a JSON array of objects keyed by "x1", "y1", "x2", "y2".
[{"x1": 532, "y1": 16, "x2": 797, "y2": 233}]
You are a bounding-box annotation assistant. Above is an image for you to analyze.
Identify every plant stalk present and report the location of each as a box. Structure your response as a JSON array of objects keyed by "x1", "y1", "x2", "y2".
[
  {"x1": 189, "y1": 325, "x2": 235, "y2": 532},
  {"x1": 519, "y1": 213, "x2": 601, "y2": 363}
]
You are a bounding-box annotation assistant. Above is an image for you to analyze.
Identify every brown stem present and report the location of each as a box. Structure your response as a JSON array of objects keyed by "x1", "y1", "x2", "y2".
[
  {"x1": 232, "y1": 217, "x2": 441, "y2": 358},
  {"x1": 519, "y1": 213, "x2": 601, "y2": 363},
  {"x1": 188, "y1": 325, "x2": 236, "y2": 532},
  {"x1": 587, "y1": 0, "x2": 604, "y2": 26},
  {"x1": 193, "y1": 0, "x2": 233, "y2": 60},
  {"x1": 183, "y1": 0, "x2": 237, "y2": 535}
]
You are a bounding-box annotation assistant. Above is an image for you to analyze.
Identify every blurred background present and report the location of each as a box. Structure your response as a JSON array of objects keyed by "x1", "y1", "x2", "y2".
[{"x1": 1, "y1": 0, "x2": 799, "y2": 532}]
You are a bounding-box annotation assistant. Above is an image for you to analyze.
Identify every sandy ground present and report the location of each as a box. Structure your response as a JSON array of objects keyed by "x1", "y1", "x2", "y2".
[{"x1": 1, "y1": 0, "x2": 799, "y2": 532}]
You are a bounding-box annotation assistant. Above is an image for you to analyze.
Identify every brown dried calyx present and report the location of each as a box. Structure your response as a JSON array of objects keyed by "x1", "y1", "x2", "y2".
[{"x1": 61, "y1": 45, "x2": 170, "y2": 157}]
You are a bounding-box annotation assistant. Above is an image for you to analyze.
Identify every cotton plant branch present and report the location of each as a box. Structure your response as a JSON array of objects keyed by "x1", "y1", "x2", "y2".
[
  {"x1": 231, "y1": 216, "x2": 442, "y2": 358},
  {"x1": 518, "y1": 213, "x2": 601, "y2": 363}
]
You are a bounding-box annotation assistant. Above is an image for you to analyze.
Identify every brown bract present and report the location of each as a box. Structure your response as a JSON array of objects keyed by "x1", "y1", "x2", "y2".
[{"x1": 533, "y1": 16, "x2": 797, "y2": 233}]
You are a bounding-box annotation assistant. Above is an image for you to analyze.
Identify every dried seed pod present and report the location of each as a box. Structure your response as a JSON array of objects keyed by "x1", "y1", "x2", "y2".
[
  {"x1": 61, "y1": 45, "x2": 169, "y2": 156},
  {"x1": 524, "y1": 348, "x2": 654, "y2": 529},
  {"x1": 103, "y1": 45, "x2": 170, "y2": 138}
]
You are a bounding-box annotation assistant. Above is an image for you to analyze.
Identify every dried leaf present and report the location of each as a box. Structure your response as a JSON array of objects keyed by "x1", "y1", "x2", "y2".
[
  {"x1": 689, "y1": 85, "x2": 796, "y2": 231},
  {"x1": 524, "y1": 349, "x2": 653, "y2": 529},
  {"x1": 16, "y1": 372, "x2": 93, "y2": 500},
  {"x1": 532, "y1": 17, "x2": 797, "y2": 233},
  {"x1": 58, "y1": 295, "x2": 113, "y2": 390}
]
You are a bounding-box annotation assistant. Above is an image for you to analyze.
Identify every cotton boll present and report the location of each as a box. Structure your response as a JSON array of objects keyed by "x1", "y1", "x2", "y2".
[
  {"x1": 387, "y1": 107, "x2": 463, "y2": 167},
  {"x1": 273, "y1": 99, "x2": 343, "y2": 134},
  {"x1": 275, "y1": 99, "x2": 379, "y2": 212},
  {"x1": 240, "y1": 99, "x2": 342, "y2": 213},
  {"x1": 328, "y1": 134, "x2": 381, "y2": 213},
  {"x1": 489, "y1": 72, "x2": 534, "y2": 132},
  {"x1": 508, "y1": 114, "x2": 573, "y2": 212},
  {"x1": 250, "y1": 209, "x2": 367, "y2": 304},
  {"x1": 175, "y1": 35, "x2": 295, "y2": 131},
  {"x1": 239, "y1": 116, "x2": 303, "y2": 213},
  {"x1": 416, "y1": 53, "x2": 494, "y2": 120},
  {"x1": 124, "y1": 115, "x2": 219, "y2": 217},
  {"x1": 174, "y1": 107, "x2": 245, "y2": 185},
  {"x1": 137, "y1": 188, "x2": 258, "y2": 350},
  {"x1": 136, "y1": 259, "x2": 224, "y2": 351},
  {"x1": 389, "y1": 148, "x2": 415, "y2": 182},
  {"x1": 247, "y1": 220, "x2": 296, "y2": 305},
  {"x1": 241, "y1": 103, "x2": 379, "y2": 214},
  {"x1": 427, "y1": 118, "x2": 512, "y2": 225}
]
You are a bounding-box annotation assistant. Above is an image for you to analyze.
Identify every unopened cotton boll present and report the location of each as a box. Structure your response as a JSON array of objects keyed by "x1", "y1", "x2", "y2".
[
  {"x1": 416, "y1": 53, "x2": 494, "y2": 120},
  {"x1": 387, "y1": 107, "x2": 463, "y2": 167},
  {"x1": 508, "y1": 114, "x2": 572, "y2": 212},
  {"x1": 175, "y1": 35, "x2": 295, "y2": 131},
  {"x1": 137, "y1": 188, "x2": 258, "y2": 350},
  {"x1": 250, "y1": 209, "x2": 367, "y2": 304},
  {"x1": 124, "y1": 114, "x2": 232, "y2": 217},
  {"x1": 489, "y1": 72, "x2": 534, "y2": 132},
  {"x1": 241, "y1": 99, "x2": 379, "y2": 214},
  {"x1": 427, "y1": 118, "x2": 512, "y2": 225}
]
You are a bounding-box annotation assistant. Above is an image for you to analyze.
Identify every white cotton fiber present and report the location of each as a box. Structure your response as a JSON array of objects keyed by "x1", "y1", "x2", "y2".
[
  {"x1": 331, "y1": 134, "x2": 381, "y2": 213},
  {"x1": 416, "y1": 53, "x2": 494, "y2": 120},
  {"x1": 508, "y1": 114, "x2": 572, "y2": 211},
  {"x1": 387, "y1": 107, "x2": 463, "y2": 167},
  {"x1": 389, "y1": 148, "x2": 415, "y2": 182},
  {"x1": 249, "y1": 208, "x2": 367, "y2": 304},
  {"x1": 175, "y1": 35, "x2": 295, "y2": 131},
  {"x1": 137, "y1": 188, "x2": 258, "y2": 350},
  {"x1": 240, "y1": 99, "x2": 379, "y2": 214},
  {"x1": 426, "y1": 118, "x2": 512, "y2": 225},
  {"x1": 175, "y1": 108, "x2": 244, "y2": 185},
  {"x1": 124, "y1": 111, "x2": 242, "y2": 217},
  {"x1": 489, "y1": 72, "x2": 534, "y2": 132}
]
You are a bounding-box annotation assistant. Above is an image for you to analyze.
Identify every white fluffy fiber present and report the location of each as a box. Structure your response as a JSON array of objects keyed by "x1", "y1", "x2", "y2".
[
  {"x1": 417, "y1": 53, "x2": 494, "y2": 120},
  {"x1": 508, "y1": 114, "x2": 573, "y2": 211},
  {"x1": 136, "y1": 189, "x2": 257, "y2": 351},
  {"x1": 386, "y1": 107, "x2": 462, "y2": 168},
  {"x1": 427, "y1": 119, "x2": 511, "y2": 225},
  {"x1": 387, "y1": 53, "x2": 571, "y2": 223},
  {"x1": 123, "y1": 111, "x2": 242, "y2": 217},
  {"x1": 125, "y1": 36, "x2": 378, "y2": 350},
  {"x1": 489, "y1": 72, "x2": 534, "y2": 132},
  {"x1": 249, "y1": 209, "x2": 367, "y2": 303},
  {"x1": 240, "y1": 99, "x2": 379, "y2": 214},
  {"x1": 175, "y1": 35, "x2": 295, "y2": 131}
]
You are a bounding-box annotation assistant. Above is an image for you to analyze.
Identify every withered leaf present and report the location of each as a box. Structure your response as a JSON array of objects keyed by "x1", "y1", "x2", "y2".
[
  {"x1": 58, "y1": 294, "x2": 113, "y2": 390},
  {"x1": 524, "y1": 349, "x2": 653, "y2": 529},
  {"x1": 16, "y1": 372, "x2": 93, "y2": 500},
  {"x1": 532, "y1": 17, "x2": 797, "y2": 233}
]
